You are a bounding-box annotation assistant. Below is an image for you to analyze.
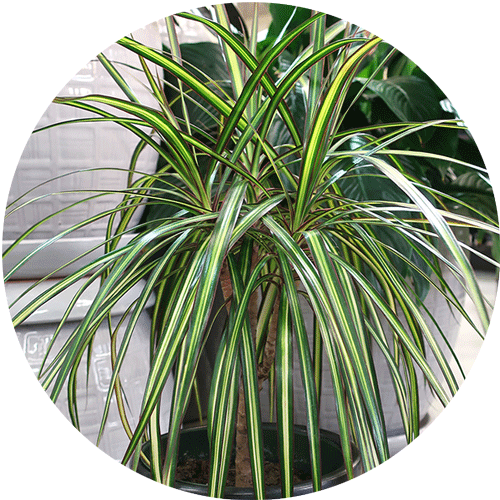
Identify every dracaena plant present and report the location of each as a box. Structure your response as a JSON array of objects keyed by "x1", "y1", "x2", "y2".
[{"x1": 4, "y1": 4, "x2": 498, "y2": 499}]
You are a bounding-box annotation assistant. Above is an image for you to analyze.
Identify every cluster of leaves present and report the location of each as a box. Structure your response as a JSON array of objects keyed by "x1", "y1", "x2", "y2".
[
  {"x1": 143, "y1": 5, "x2": 496, "y2": 300},
  {"x1": 4, "y1": 4, "x2": 498, "y2": 498}
]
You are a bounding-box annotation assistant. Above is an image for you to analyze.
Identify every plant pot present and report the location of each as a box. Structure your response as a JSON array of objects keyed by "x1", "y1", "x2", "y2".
[{"x1": 134, "y1": 423, "x2": 361, "y2": 498}]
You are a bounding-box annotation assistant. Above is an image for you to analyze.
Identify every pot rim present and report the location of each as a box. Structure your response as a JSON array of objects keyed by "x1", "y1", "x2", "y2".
[{"x1": 138, "y1": 423, "x2": 361, "y2": 497}]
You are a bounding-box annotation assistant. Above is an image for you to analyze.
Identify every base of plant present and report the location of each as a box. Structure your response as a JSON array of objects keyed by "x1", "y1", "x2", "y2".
[{"x1": 134, "y1": 423, "x2": 361, "y2": 498}]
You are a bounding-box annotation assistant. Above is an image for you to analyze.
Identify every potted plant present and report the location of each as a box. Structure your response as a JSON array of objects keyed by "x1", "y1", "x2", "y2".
[{"x1": 4, "y1": 3, "x2": 497, "y2": 498}]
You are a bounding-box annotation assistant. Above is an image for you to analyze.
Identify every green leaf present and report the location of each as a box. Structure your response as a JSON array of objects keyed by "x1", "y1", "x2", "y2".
[
  {"x1": 365, "y1": 155, "x2": 490, "y2": 333},
  {"x1": 95, "y1": 230, "x2": 192, "y2": 446},
  {"x1": 54, "y1": 94, "x2": 210, "y2": 208},
  {"x1": 161, "y1": 180, "x2": 248, "y2": 485},
  {"x1": 275, "y1": 286, "x2": 294, "y2": 498},
  {"x1": 359, "y1": 76, "x2": 442, "y2": 144},
  {"x1": 263, "y1": 214, "x2": 378, "y2": 471},
  {"x1": 163, "y1": 41, "x2": 233, "y2": 138},
  {"x1": 294, "y1": 36, "x2": 381, "y2": 229},
  {"x1": 304, "y1": 230, "x2": 389, "y2": 463},
  {"x1": 207, "y1": 11, "x2": 325, "y2": 175},
  {"x1": 278, "y1": 252, "x2": 322, "y2": 490}
]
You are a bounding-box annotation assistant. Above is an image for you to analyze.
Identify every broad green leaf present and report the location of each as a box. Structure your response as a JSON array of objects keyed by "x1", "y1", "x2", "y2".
[{"x1": 357, "y1": 75, "x2": 441, "y2": 144}]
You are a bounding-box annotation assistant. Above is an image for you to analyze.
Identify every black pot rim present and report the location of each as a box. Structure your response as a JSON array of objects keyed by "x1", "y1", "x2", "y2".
[{"x1": 136, "y1": 423, "x2": 361, "y2": 498}]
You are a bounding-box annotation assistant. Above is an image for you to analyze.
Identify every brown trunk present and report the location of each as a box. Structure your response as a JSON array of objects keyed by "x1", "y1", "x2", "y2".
[
  {"x1": 257, "y1": 287, "x2": 281, "y2": 391},
  {"x1": 220, "y1": 250, "x2": 281, "y2": 489},
  {"x1": 234, "y1": 382, "x2": 253, "y2": 487},
  {"x1": 234, "y1": 248, "x2": 260, "y2": 488},
  {"x1": 219, "y1": 259, "x2": 233, "y2": 315}
]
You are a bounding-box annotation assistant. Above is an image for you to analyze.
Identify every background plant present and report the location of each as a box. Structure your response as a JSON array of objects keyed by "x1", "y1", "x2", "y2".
[{"x1": 4, "y1": 4, "x2": 498, "y2": 499}]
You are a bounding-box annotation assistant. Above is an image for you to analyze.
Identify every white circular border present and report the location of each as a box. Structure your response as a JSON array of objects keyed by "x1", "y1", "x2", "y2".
[{"x1": 1, "y1": 1, "x2": 498, "y2": 499}]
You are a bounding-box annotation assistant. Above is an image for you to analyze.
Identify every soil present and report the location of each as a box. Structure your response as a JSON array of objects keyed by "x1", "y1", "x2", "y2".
[{"x1": 175, "y1": 458, "x2": 312, "y2": 487}]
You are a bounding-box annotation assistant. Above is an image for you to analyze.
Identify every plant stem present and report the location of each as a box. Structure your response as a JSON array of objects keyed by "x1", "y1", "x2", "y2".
[
  {"x1": 221, "y1": 248, "x2": 282, "y2": 489},
  {"x1": 235, "y1": 381, "x2": 253, "y2": 487},
  {"x1": 234, "y1": 247, "x2": 260, "y2": 488}
]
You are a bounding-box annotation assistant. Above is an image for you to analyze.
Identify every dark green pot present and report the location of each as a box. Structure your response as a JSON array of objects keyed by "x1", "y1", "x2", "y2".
[{"x1": 135, "y1": 423, "x2": 361, "y2": 498}]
